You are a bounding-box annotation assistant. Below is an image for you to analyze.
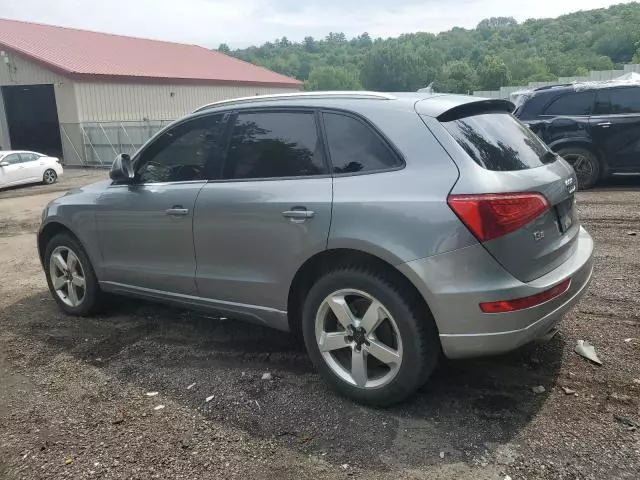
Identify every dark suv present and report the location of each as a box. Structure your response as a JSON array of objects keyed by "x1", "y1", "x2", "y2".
[{"x1": 514, "y1": 83, "x2": 640, "y2": 189}]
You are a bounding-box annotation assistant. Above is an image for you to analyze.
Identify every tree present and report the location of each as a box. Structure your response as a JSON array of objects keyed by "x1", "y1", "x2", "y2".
[
  {"x1": 477, "y1": 17, "x2": 518, "y2": 29},
  {"x1": 217, "y1": 43, "x2": 231, "y2": 54},
  {"x1": 478, "y1": 56, "x2": 512, "y2": 90},
  {"x1": 594, "y1": 30, "x2": 638, "y2": 63},
  {"x1": 303, "y1": 36, "x2": 318, "y2": 53},
  {"x1": 361, "y1": 42, "x2": 434, "y2": 91},
  {"x1": 437, "y1": 60, "x2": 478, "y2": 94},
  {"x1": 305, "y1": 66, "x2": 362, "y2": 91},
  {"x1": 224, "y1": 3, "x2": 640, "y2": 92}
]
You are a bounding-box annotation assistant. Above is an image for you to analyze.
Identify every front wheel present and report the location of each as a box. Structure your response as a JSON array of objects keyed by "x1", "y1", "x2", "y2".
[
  {"x1": 557, "y1": 147, "x2": 600, "y2": 190},
  {"x1": 44, "y1": 233, "x2": 103, "y2": 316},
  {"x1": 302, "y1": 266, "x2": 440, "y2": 406},
  {"x1": 43, "y1": 169, "x2": 58, "y2": 185}
]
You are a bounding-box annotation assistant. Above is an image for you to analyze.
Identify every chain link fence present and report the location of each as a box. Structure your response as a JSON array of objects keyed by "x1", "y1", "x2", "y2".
[{"x1": 59, "y1": 120, "x2": 175, "y2": 166}]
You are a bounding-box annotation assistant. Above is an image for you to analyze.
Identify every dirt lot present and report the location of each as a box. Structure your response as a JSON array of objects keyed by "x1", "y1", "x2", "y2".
[{"x1": 1, "y1": 171, "x2": 638, "y2": 480}]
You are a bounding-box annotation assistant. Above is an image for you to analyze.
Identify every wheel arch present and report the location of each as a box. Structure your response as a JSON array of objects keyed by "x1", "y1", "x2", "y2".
[
  {"x1": 549, "y1": 139, "x2": 607, "y2": 170},
  {"x1": 286, "y1": 248, "x2": 435, "y2": 337},
  {"x1": 38, "y1": 221, "x2": 81, "y2": 266}
]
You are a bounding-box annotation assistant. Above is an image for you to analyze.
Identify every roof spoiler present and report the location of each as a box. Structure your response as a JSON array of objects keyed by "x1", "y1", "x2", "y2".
[{"x1": 437, "y1": 99, "x2": 515, "y2": 122}]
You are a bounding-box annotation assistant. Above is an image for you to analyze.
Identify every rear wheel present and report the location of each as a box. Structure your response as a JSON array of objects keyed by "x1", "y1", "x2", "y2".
[
  {"x1": 557, "y1": 146, "x2": 600, "y2": 190},
  {"x1": 43, "y1": 169, "x2": 58, "y2": 185},
  {"x1": 302, "y1": 266, "x2": 440, "y2": 406},
  {"x1": 44, "y1": 233, "x2": 103, "y2": 316}
]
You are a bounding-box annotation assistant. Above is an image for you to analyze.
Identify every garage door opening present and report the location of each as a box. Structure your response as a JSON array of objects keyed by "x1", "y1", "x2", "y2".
[{"x1": 1, "y1": 84, "x2": 63, "y2": 158}]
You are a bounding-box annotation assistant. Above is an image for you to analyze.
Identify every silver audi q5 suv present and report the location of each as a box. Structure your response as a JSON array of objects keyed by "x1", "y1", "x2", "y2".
[{"x1": 38, "y1": 91, "x2": 594, "y2": 405}]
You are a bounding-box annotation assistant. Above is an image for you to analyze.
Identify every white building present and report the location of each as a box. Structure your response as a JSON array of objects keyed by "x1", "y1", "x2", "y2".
[{"x1": 0, "y1": 18, "x2": 301, "y2": 165}]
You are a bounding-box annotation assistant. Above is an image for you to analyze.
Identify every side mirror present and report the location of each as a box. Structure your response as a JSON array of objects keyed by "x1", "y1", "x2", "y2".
[
  {"x1": 109, "y1": 154, "x2": 134, "y2": 182},
  {"x1": 0, "y1": 161, "x2": 9, "y2": 167}
]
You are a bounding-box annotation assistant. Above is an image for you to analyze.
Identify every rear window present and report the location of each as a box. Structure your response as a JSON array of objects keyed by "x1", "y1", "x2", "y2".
[{"x1": 442, "y1": 113, "x2": 554, "y2": 171}]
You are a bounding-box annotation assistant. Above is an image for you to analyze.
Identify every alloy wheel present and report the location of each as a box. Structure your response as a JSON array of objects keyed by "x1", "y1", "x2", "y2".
[
  {"x1": 563, "y1": 153, "x2": 594, "y2": 188},
  {"x1": 49, "y1": 246, "x2": 86, "y2": 307},
  {"x1": 44, "y1": 170, "x2": 57, "y2": 184},
  {"x1": 314, "y1": 289, "x2": 403, "y2": 389}
]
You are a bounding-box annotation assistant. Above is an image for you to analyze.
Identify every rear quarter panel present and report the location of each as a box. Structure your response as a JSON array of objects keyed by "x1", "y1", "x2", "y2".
[
  {"x1": 524, "y1": 116, "x2": 593, "y2": 151},
  {"x1": 328, "y1": 105, "x2": 476, "y2": 265}
]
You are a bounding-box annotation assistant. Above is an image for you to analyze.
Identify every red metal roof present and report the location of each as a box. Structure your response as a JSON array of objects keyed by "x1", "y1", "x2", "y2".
[{"x1": 0, "y1": 18, "x2": 302, "y2": 88}]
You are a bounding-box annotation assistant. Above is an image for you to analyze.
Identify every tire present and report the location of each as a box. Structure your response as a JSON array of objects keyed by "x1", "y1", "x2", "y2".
[
  {"x1": 43, "y1": 169, "x2": 58, "y2": 185},
  {"x1": 44, "y1": 233, "x2": 103, "y2": 316},
  {"x1": 557, "y1": 146, "x2": 600, "y2": 190},
  {"x1": 302, "y1": 265, "x2": 440, "y2": 406}
]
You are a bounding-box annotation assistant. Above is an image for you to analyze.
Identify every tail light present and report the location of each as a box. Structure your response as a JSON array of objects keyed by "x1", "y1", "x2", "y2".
[
  {"x1": 447, "y1": 193, "x2": 549, "y2": 242},
  {"x1": 480, "y1": 278, "x2": 571, "y2": 313}
]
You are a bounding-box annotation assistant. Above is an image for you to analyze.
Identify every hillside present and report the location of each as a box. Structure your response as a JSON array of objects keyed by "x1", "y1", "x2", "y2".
[{"x1": 221, "y1": 2, "x2": 640, "y2": 93}]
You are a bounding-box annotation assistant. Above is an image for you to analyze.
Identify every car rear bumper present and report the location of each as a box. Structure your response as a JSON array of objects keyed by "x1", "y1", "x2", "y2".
[{"x1": 397, "y1": 226, "x2": 594, "y2": 359}]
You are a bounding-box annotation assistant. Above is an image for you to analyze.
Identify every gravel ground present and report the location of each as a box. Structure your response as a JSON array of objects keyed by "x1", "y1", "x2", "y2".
[{"x1": 0, "y1": 172, "x2": 638, "y2": 480}]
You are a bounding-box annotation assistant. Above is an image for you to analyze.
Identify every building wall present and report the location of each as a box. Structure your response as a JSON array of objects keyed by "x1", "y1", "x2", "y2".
[
  {"x1": 0, "y1": 51, "x2": 301, "y2": 164},
  {"x1": 74, "y1": 82, "x2": 300, "y2": 122}
]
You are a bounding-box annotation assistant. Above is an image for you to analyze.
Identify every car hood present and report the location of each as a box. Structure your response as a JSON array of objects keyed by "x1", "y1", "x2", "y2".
[{"x1": 62, "y1": 179, "x2": 112, "y2": 197}]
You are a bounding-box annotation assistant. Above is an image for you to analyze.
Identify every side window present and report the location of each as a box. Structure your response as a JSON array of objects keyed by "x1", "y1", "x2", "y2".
[
  {"x1": 20, "y1": 153, "x2": 37, "y2": 162},
  {"x1": 3, "y1": 153, "x2": 21, "y2": 165},
  {"x1": 606, "y1": 88, "x2": 640, "y2": 114},
  {"x1": 543, "y1": 91, "x2": 595, "y2": 116},
  {"x1": 136, "y1": 114, "x2": 226, "y2": 183},
  {"x1": 322, "y1": 112, "x2": 402, "y2": 174},
  {"x1": 224, "y1": 111, "x2": 326, "y2": 180}
]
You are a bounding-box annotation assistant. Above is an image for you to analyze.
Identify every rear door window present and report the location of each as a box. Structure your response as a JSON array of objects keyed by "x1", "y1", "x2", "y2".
[
  {"x1": 19, "y1": 153, "x2": 38, "y2": 163},
  {"x1": 543, "y1": 91, "x2": 595, "y2": 116},
  {"x1": 224, "y1": 111, "x2": 326, "y2": 180},
  {"x1": 594, "y1": 87, "x2": 640, "y2": 114},
  {"x1": 442, "y1": 113, "x2": 554, "y2": 171}
]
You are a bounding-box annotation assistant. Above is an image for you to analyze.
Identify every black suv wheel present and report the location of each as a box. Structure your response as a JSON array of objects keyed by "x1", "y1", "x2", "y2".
[{"x1": 557, "y1": 146, "x2": 600, "y2": 190}]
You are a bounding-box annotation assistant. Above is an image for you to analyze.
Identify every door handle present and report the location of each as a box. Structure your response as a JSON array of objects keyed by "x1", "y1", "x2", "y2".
[
  {"x1": 165, "y1": 207, "x2": 189, "y2": 216},
  {"x1": 282, "y1": 208, "x2": 315, "y2": 221},
  {"x1": 597, "y1": 122, "x2": 611, "y2": 128}
]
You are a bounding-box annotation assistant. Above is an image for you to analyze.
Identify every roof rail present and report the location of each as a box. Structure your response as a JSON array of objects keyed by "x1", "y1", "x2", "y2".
[
  {"x1": 533, "y1": 83, "x2": 574, "y2": 91},
  {"x1": 192, "y1": 91, "x2": 396, "y2": 113}
]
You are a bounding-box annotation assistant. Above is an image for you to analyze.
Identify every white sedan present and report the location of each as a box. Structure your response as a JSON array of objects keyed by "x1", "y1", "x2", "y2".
[{"x1": 0, "y1": 150, "x2": 64, "y2": 189}]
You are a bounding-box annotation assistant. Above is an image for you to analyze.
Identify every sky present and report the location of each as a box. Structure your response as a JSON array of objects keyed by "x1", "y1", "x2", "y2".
[{"x1": 0, "y1": 0, "x2": 635, "y2": 48}]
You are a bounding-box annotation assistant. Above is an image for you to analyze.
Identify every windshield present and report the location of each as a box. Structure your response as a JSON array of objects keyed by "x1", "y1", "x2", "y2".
[{"x1": 442, "y1": 112, "x2": 555, "y2": 171}]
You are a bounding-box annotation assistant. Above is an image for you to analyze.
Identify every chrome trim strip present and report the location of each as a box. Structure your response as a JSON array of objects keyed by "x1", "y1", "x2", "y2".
[
  {"x1": 100, "y1": 281, "x2": 287, "y2": 314},
  {"x1": 193, "y1": 91, "x2": 396, "y2": 112}
]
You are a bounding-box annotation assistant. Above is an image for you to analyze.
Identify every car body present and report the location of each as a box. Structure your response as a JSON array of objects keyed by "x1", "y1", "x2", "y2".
[
  {"x1": 513, "y1": 82, "x2": 640, "y2": 188},
  {"x1": 38, "y1": 91, "x2": 594, "y2": 405},
  {"x1": 0, "y1": 150, "x2": 63, "y2": 189}
]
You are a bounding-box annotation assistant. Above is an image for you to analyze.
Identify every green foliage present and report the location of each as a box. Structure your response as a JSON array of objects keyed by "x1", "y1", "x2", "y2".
[
  {"x1": 226, "y1": 2, "x2": 640, "y2": 93},
  {"x1": 437, "y1": 60, "x2": 478, "y2": 94},
  {"x1": 305, "y1": 66, "x2": 362, "y2": 90},
  {"x1": 477, "y1": 56, "x2": 512, "y2": 90},
  {"x1": 360, "y1": 41, "x2": 438, "y2": 91}
]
